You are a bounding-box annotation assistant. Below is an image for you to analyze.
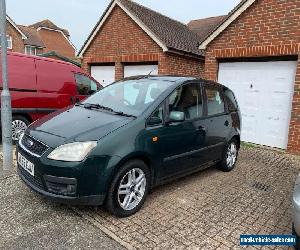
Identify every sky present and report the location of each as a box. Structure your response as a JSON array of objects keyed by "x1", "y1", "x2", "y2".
[{"x1": 6, "y1": 0, "x2": 240, "y2": 52}]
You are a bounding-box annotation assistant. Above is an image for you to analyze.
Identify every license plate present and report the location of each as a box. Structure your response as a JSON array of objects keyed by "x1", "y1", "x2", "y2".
[{"x1": 18, "y1": 152, "x2": 34, "y2": 176}]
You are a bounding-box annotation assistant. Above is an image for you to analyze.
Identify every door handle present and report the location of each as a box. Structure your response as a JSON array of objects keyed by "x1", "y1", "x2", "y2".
[{"x1": 224, "y1": 120, "x2": 229, "y2": 127}]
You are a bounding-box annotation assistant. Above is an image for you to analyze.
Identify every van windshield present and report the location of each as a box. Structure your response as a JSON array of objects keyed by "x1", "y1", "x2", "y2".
[{"x1": 82, "y1": 79, "x2": 173, "y2": 116}]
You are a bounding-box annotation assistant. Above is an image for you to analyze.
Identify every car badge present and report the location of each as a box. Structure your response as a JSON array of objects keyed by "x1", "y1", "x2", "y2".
[{"x1": 27, "y1": 139, "x2": 34, "y2": 147}]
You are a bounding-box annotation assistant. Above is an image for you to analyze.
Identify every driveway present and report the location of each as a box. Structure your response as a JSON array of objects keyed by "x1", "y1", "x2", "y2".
[{"x1": 0, "y1": 146, "x2": 299, "y2": 249}]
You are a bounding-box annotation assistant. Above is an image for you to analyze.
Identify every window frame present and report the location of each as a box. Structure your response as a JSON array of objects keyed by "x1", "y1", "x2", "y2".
[
  {"x1": 25, "y1": 45, "x2": 37, "y2": 55},
  {"x1": 0, "y1": 35, "x2": 12, "y2": 49},
  {"x1": 202, "y1": 84, "x2": 227, "y2": 118}
]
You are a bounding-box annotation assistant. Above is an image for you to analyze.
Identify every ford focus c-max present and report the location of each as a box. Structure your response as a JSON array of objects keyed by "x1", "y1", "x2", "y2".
[{"x1": 17, "y1": 76, "x2": 241, "y2": 217}]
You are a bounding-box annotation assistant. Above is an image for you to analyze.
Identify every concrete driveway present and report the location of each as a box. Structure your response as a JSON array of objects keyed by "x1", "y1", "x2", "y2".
[{"x1": 0, "y1": 146, "x2": 299, "y2": 249}]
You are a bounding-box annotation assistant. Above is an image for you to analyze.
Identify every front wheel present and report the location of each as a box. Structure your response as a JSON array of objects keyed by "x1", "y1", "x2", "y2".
[
  {"x1": 105, "y1": 160, "x2": 150, "y2": 217},
  {"x1": 12, "y1": 116, "x2": 30, "y2": 143},
  {"x1": 217, "y1": 139, "x2": 239, "y2": 172}
]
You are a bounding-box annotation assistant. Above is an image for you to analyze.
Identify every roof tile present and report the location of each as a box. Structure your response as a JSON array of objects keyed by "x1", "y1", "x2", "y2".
[{"x1": 118, "y1": 0, "x2": 204, "y2": 56}]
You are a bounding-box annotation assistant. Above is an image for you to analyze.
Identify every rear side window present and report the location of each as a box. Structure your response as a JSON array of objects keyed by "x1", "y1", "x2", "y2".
[
  {"x1": 75, "y1": 74, "x2": 99, "y2": 95},
  {"x1": 223, "y1": 88, "x2": 238, "y2": 112},
  {"x1": 205, "y1": 88, "x2": 225, "y2": 116}
]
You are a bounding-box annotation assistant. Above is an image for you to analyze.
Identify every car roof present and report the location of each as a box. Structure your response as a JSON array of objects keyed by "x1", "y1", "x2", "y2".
[{"x1": 121, "y1": 75, "x2": 226, "y2": 88}]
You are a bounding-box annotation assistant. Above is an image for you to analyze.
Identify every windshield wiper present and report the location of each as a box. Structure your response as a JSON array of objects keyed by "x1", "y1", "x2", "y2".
[
  {"x1": 82, "y1": 103, "x2": 114, "y2": 112},
  {"x1": 113, "y1": 110, "x2": 137, "y2": 118},
  {"x1": 77, "y1": 103, "x2": 136, "y2": 118}
]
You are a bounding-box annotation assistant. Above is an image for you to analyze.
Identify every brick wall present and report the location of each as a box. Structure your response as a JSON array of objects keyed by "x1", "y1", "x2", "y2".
[
  {"x1": 204, "y1": 0, "x2": 300, "y2": 154},
  {"x1": 82, "y1": 5, "x2": 204, "y2": 80},
  {"x1": 38, "y1": 29, "x2": 75, "y2": 59},
  {"x1": 6, "y1": 22, "x2": 24, "y2": 53},
  {"x1": 159, "y1": 53, "x2": 204, "y2": 77}
]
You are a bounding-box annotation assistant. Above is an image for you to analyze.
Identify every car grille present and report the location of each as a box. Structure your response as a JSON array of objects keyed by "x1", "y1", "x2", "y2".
[
  {"x1": 20, "y1": 134, "x2": 49, "y2": 157},
  {"x1": 18, "y1": 164, "x2": 45, "y2": 191}
]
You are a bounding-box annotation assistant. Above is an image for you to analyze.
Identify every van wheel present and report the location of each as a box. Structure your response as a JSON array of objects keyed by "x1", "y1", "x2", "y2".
[
  {"x1": 217, "y1": 139, "x2": 239, "y2": 172},
  {"x1": 105, "y1": 160, "x2": 150, "y2": 217},
  {"x1": 12, "y1": 116, "x2": 29, "y2": 143}
]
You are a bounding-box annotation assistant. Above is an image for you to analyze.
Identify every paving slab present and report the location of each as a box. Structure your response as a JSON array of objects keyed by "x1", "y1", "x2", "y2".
[{"x1": 0, "y1": 174, "x2": 125, "y2": 250}]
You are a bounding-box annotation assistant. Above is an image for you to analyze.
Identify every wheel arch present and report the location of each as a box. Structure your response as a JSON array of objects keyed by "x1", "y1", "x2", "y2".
[
  {"x1": 110, "y1": 152, "x2": 156, "y2": 188},
  {"x1": 12, "y1": 113, "x2": 33, "y2": 123},
  {"x1": 231, "y1": 135, "x2": 241, "y2": 149}
]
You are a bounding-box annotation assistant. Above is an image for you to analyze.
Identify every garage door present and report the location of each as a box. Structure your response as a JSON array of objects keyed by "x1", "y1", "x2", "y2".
[
  {"x1": 218, "y1": 61, "x2": 297, "y2": 149},
  {"x1": 91, "y1": 66, "x2": 115, "y2": 87},
  {"x1": 124, "y1": 65, "x2": 158, "y2": 78}
]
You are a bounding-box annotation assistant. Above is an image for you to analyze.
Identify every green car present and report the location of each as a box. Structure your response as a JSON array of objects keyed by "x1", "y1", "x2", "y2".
[{"x1": 17, "y1": 76, "x2": 241, "y2": 217}]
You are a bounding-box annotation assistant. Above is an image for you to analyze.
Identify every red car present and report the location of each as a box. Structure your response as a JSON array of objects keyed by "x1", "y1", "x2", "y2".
[{"x1": 0, "y1": 52, "x2": 102, "y2": 142}]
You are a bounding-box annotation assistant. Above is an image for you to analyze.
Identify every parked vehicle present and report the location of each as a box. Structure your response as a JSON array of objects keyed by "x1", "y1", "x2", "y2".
[
  {"x1": 16, "y1": 76, "x2": 241, "y2": 217},
  {"x1": 0, "y1": 52, "x2": 102, "y2": 142},
  {"x1": 292, "y1": 175, "x2": 300, "y2": 249}
]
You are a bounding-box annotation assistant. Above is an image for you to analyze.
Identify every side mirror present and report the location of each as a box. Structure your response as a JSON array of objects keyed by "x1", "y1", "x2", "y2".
[
  {"x1": 169, "y1": 111, "x2": 185, "y2": 122},
  {"x1": 147, "y1": 116, "x2": 162, "y2": 126}
]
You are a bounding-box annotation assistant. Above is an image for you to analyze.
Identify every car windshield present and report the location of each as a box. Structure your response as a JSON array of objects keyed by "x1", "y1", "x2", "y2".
[{"x1": 82, "y1": 79, "x2": 173, "y2": 116}]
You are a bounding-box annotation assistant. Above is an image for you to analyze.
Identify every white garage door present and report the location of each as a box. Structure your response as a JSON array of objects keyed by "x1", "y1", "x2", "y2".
[
  {"x1": 218, "y1": 61, "x2": 297, "y2": 149},
  {"x1": 91, "y1": 66, "x2": 115, "y2": 87},
  {"x1": 124, "y1": 65, "x2": 158, "y2": 78}
]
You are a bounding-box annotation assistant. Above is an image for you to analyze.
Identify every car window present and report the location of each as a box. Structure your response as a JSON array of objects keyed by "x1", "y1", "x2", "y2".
[
  {"x1": 83, "y1": 79, "x2": 173, "y2": 116},
  {"x1": 224, "y1": 88, "x2": 238, "y2": 112},
  {"x1": 205, "y1": 87, "x2": 225, "y2": 116},
  {"x1": 75, "y1": 74, "x2": 100, "y2": 95},
  {"x1": 168, "y1": 82, "x2": 203, "y2": 120},
  {"x1": 148, "y1": 106, "x2": 164, "y2": 126}
]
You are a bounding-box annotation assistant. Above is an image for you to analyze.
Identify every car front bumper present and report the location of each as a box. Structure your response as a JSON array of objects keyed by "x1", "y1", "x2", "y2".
[
  {"x1": 18, "y1": 166, "x2": 105, "y2": 205},
  {"x1": 16, "y1": 142, "x2": 121, "y2": 206}
]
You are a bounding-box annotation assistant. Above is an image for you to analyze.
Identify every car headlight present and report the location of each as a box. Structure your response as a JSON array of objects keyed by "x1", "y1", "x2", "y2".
[{"x1": 47, "y1": 141, "x2": 97, "y2": 162}]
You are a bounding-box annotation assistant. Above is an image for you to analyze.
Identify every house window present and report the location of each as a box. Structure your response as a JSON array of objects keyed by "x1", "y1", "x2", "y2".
[
  {"x1": 25, "y1": 46, "x2": 37, "y2": 55},
  {"x1": 0, "y1": 35, "x2": 12, "y2": 49}
]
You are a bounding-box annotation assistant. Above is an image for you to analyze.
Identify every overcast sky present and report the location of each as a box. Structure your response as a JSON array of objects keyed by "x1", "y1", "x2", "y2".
[{"x1": 7, "y1": 0, "x2": 240, "y2": 51}]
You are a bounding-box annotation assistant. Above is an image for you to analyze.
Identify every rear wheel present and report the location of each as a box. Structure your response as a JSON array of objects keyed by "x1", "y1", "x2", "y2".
[
  {"x1": 105, "y1": 159, "x2": 150, "y2": 217},
  {"x1": 217, "y1": 139, "x2": 239, "y2": 172},
  {"x1": 12, "y1": 116, "x2": 30, "y2": 143}
]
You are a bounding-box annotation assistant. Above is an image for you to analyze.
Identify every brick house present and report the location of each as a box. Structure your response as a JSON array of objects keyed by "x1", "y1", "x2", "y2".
[
  {"x1": 4, "y1": 16, "x2": 76, "y2": 60},
  {"x1": 197, "y1": 0, "x2": 299, "y2": 154},
  {"x1": 78, "y1": 0, "x2": 205, "y2": 86}
]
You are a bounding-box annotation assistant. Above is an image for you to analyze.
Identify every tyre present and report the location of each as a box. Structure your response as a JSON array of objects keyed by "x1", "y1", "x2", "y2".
[
  {"x1": 105, "y1": 159, "x2": 150, "y2": 217},
  {"x1": 12, "y1": 116, "x2": 30, "y2": 144},
  {"x1": 217, "y1": 139, "x2": 239, "y2": 172}
]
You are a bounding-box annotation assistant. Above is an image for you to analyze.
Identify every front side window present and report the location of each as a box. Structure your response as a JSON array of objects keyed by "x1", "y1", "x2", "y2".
[
  {"x1": 0, "y1": 35, "x2": 12, "y2": 49},
  {"x1": 75, "y1": 74, "x2": 100, "y2": 95},
  {"x1": 83, "y1": 79, "x2": 172, "y2": 116},
  {"x1": 147, "y1": 106, "x2": 164, "y2": 126},
  {"x1": 168, "y1": 82, "x2": 203, "y2": 120},
  {"x1": 25, "y1": 46, "x2": 37, "y2": 55},
  {"x1": 205, "y1": 87, "x2": 225, "y2": 116}
]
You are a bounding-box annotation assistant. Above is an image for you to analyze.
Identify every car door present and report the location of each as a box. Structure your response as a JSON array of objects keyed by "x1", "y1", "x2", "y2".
[
  {"x1": 147, "y1": 81, "x2": 210, "y2": 181},
  {"x1": 203, "y1": 84, "x2": 231, "y2": 162}
]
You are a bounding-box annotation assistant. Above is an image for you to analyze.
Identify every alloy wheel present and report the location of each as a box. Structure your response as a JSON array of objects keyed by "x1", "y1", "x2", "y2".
[
  {"x1": 12, "y1": 120, "x2": 27, "y2": 141},
  {"x1": 117, "y1": 168, "x2": 146, "y2": 211},
  {"x1": 226, "y1": 142, "x2": 237, "y2": 168}
]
